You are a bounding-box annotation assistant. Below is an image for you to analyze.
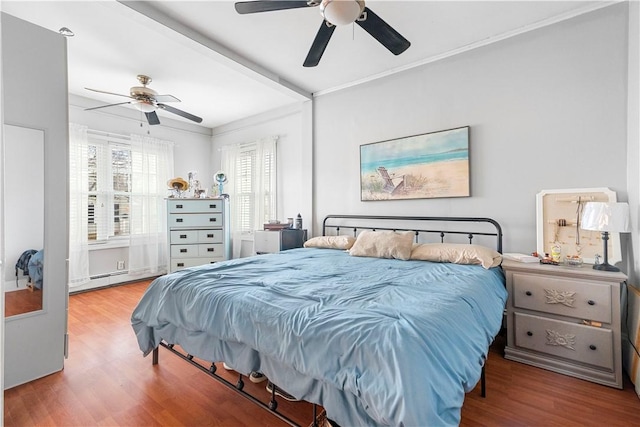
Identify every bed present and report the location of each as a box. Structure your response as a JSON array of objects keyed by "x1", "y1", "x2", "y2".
[{"x1": 131, "y1": 215, "x2": 508, "y2": 426}]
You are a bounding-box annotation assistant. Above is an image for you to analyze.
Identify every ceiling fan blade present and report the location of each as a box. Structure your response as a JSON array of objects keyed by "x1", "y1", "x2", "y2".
[
  {"x1": 303, "y1": 21, "x2": 336, "y2": 67},
  {"x1": 145, "y1": 111, "x2": 161, "y2": 126},
  {"x1": 154, "y1": 94, "x2": 181, "y2": 103},
  {"x1": 84, "y1": 101, "x2": 132, "y2": 111},
  {"x1": 157, "y1": 103, "x2": 203, "y2": 123},
  {"x1": 235, "y1": 1, "x2": 311, "y2": 14},
  {"x1": 356, "y1": 7, "x2": 411, "y2": 56},
  {"x1": 84, "y1": 87, "x2": 133, "y2": 99}
]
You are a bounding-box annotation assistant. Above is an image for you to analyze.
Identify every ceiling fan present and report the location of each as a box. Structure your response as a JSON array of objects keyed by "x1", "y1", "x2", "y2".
[
  {"x1": 84, "y1": 75, "x2": 203, "y2": 125},
  {"x1": 235, "y1": 0, "x2": 411, "y2": 67}
]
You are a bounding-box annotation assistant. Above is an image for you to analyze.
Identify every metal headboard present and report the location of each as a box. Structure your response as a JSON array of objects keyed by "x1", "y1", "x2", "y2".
[{"x1": 322, "y1": 215, "x2": 503, "y2": 253}]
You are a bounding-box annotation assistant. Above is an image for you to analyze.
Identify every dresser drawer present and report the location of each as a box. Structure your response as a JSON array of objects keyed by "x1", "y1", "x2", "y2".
[
  {"x1": 170, "y1": 257, "x2": 218, "y2": 272},
  {"x1": 514, "y1": 312, "x2": 613, "y2": 370},
  {"x1": 168, "y1": 199, "x2": 223, "y2": 214},
  {"x1": 198, "y1": 229, "x2": 223, "y2": 243},
  {"x1": 512, "y1": 272, "x2": 611, "y2": 323},
  {"x1": 169, "y1": 213, "x2": 223, "y2": 228},
  {"x1": 198, "y1": 244, "x2": 225, "y2": 257},
  {"x1": 170, "y1": 230, "x2": 198, "y2": 244}
]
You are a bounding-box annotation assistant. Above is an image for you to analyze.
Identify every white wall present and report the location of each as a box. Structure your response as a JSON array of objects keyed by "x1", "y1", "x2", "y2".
[
  {"x1": 69, "y1": 94, "x2": 213, "y2": 288},
  {"x1": 211, "y1": 102, "x2": 311, "y2": 257},
  {"x1": 313, "y1": 4, "x2": 631, "y2": 265}
]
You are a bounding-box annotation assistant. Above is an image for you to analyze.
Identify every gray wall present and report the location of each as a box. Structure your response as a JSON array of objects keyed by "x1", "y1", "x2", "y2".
[{"x1": 313, "y1": 4, "x2": 631, "y2": 264}]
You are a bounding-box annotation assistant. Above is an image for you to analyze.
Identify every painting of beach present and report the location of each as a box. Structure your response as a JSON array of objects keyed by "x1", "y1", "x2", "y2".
[{"x1": 360, "y1": 126, "x2": 470, "y2": 201}]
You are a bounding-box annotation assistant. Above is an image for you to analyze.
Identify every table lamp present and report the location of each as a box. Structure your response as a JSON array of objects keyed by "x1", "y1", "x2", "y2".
[{"x1": 580, "y1": 202, "x2": 630, "y2": 272}]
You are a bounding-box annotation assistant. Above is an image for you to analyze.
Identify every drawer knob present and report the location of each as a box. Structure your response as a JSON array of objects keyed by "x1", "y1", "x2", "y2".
[
  {"x1": 207, "y1": 248, "x2": 214, "y2": 252},
  {"x1": 589, "y1": 344, "x2": 597, "y2": 351},
  {"x1": 177, "y1": 263, "x2": 184, "y2": 267},
  {"x1": 180, "y1": 234, "x2": 187, "y2": 239},
  {"x1": 209, "y1": 204, "x2": 217, "y2": 209},
  {"x1": 176, "y1": 204, "x2": 183, "y2": 209},
  {"x1": 176, "y1": 218, "x2": 183, "y2": 223},
  {"x1": 587, "y1": 300, "x2": 595, "y2": 306},
  {"x1": 180, "y1": 249, "x2": 187, "y2": 253},
  {"x1": 525, "y1": 291, "x2": 532, "y2": 296},
  {"x1": 527, "y1": 331, "x2": 533, "y2": 337},
  {"x1": 210, "y1": 218, "x2": 217, "y2": 222},
  {"x1": 207, "y1": 234, "x2": 214, "y2": 238}
]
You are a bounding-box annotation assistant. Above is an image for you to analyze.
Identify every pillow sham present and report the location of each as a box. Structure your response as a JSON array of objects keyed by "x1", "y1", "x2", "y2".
[
  {"x1": 348, "y1": 230, "x2": 414, "y2": 260},
  {"x1": 410, "y1": 243, "x2": 502, "y2": 269},
  {"x1": 303, "y1": 235, "x2": 356, "y2": 250}
]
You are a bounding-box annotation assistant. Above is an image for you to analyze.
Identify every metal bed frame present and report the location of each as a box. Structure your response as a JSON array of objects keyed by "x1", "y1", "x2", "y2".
[{"x1": 151, "y1": 214, "x2": 504, "y2": 427}]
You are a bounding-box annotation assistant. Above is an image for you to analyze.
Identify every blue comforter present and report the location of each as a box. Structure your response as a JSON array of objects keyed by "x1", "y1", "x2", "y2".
[{"x1": 132, "y1": 248, "x2": 507, "y2": 426}]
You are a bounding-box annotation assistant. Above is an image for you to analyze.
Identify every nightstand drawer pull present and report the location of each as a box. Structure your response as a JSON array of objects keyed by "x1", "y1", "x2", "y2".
[
  {"x1": 209, "y1": 204, "x2": 217, "y2": 209},
  {"x1": 209, "y1": 217, "x2": 217, "y2": 222},
  {"x1": 588, "y1": 300, "x2": 595, "y2": 306},
  {"x1": 527, "y1": 331, "x2": 533, "y2": 336},
  {"x1": 177, "y1": 262, "x2": 184, "y2": 267},
  {"x1": 180, "y1": 249, "x2": 188, "y2": 253},
  {"x1": 180, "y1": 234, "x2": 187, "y2": 239},
  {"x1": 207, "y1": 248, "x2": 214, "y2": 252},
  {"x1": 207, "y1": 234, "x2": 214, "y2": 238},
  {"x1": 176, "y1": 218, "x2": 184, "y2": 223},
  {"x1": 526, "y1": 291, "x2": 532, "y2": 296},
  {"x1": 176, "y1": 204, "x2": 183, "y2": 209},
  {"x1": 589, "y1": 344, "x2": 597, "y2": 350}
]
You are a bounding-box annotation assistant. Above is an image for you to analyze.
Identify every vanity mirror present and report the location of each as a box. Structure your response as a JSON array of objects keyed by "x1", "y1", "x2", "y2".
[{"x1": 3, "y1": 124, "x2": 45, "y2": 317}]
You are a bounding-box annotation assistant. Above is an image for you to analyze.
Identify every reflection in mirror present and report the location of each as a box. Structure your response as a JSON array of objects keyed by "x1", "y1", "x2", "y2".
[{"x1": 3, "y1": 124, "x2": 44, "y2": 317}]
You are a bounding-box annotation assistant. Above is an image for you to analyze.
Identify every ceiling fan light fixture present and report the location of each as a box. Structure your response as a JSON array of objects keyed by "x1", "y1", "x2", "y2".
[
  {"x1": 320, "y1": 0, "x2": 364, "y2": 26},
  {"x1": 133, "y1": 101, "x2": 156, "y2": 113}
]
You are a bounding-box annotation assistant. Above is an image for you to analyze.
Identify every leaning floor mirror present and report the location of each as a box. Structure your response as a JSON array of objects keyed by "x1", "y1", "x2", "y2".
[{"x1": 3, "y1": 124, "x2": 45, "y2": 317}]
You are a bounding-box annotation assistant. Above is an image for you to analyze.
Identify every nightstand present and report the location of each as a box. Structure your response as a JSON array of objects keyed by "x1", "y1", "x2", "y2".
[
  {"x1": 502, "y1": 259, "x2": 626, "y2": 389},
  {"x1": 254, "y1": 229, "x2": 307, "y2": 254}
]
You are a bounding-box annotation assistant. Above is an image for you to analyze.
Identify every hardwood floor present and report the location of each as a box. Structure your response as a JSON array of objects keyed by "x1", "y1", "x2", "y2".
[
  {"x1": 5, "y1": 288, "x2": 42, "y2": 317},
  {"x1": 4, "y1": 281, "x2": 639, "y2": 426}
]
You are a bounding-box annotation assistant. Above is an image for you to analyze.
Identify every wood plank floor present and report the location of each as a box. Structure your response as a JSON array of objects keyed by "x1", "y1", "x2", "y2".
[{"x1": 4, "y1": 281, "x2": 639, "y2": 426}]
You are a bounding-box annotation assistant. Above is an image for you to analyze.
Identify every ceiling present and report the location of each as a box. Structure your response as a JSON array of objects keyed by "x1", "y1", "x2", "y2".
[{"x1": 1, "y1": 1, "x2": 612, "y2": 129}]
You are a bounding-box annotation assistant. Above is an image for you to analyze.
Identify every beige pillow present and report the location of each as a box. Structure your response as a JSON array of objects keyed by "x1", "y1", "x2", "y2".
[
  {"x1": 348, "y1": 230, "x2": 414, "y2": 260},
  {"x1": 410, "y1": 243, "x2": 502, "y2": 269},
  {"x1": 303, "y1": 235, "x2": 356, "y2": 250}
]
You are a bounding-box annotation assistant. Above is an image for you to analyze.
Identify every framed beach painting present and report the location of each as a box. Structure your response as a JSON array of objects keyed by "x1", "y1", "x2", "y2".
[{"x1": 360, "y1": 126, "x2": 470, "y2": 201}]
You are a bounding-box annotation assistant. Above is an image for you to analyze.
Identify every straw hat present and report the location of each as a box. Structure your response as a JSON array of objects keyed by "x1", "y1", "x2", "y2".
[{"x1": 167, "y1": 177, "x2": 189, "y2": 191}]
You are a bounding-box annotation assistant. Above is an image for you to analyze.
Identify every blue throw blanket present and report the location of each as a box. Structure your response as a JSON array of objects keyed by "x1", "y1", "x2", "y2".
[{"x1": 132, "y1": 248, "x2": 507, "y2": 426}]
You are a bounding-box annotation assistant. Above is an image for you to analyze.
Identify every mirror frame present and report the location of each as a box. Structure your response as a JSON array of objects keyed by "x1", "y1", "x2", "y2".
[{"x1": 3, "y1": 124, "x2": 45, "y2": 319}]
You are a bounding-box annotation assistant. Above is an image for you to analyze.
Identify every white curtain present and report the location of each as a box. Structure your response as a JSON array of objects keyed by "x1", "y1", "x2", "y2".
[
  {"x1": 221, "y1": 136, "x2": 277, "y2": 258},
  {"x1": 128, "y1": 134, "x2": 174, "y2": 276},
  {"x1": 68, "y1": 123, "x2": 91, "y2": 288},
  {"x1": 221, "y1": 143, "x2": 242, "y2": 258}
]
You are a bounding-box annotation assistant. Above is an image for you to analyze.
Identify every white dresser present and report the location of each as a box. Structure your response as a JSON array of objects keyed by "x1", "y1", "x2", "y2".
[
  {"x1": 502, "y1": 259, "x2": 627, "y2": 388},
  {"x1": 167, "y1": 198, "x2": 231, "y2": 272}
]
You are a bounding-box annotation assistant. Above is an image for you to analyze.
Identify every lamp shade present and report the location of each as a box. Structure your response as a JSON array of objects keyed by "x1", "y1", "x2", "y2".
[{"x1": 581, "y1": 202, "x2": 630, "y2": 233}]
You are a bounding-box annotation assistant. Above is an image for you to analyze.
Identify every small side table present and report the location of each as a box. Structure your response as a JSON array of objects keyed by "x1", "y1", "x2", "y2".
[{"x1": 254, "y1": 229, "x2": 307, "y2": 254}]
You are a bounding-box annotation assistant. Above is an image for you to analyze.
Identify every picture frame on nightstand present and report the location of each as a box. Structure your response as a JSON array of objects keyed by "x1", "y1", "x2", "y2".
[{"x1": 536, "y1": 187, "x2": 620, "y2": 265}]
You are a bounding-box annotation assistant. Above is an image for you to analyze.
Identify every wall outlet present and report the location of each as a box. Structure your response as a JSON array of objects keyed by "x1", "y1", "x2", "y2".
[{"x1": 117, "y1": 260, "x2": 125, "y2": 270}]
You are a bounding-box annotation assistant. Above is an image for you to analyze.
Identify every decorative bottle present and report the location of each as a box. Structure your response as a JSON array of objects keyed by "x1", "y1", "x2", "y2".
[{"x1": 295, "y1": 214, "x2": 302, "y2": 230}]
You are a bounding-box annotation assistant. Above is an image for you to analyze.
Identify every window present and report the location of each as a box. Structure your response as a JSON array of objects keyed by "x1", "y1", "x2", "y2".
[
  {"x1": 221, "y1": 136, "x2": 277, "y2": 236},
  {"x1": 87, "y1": 140, "x2": 132, "y2": 241}
]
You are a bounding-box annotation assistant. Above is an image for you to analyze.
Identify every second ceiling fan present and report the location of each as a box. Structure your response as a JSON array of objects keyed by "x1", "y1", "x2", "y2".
[
  {"x1": 84, "y1": 75, "x2": 203, "y2": 126},
  {"x1": 235, "y1": 0, "x2": 411, "y2": 67}
]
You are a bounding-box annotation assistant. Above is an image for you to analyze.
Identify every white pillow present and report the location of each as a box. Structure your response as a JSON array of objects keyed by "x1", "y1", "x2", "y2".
[
  {"x1": 348, "y1": 230, "x2": 414, "y2": 260},
  {"x1": 303, "y1": 235, "x2": 356, "y2": 250},
  {"x1": 410, "y1": 243, "x2": 502, "y2": 269}
]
